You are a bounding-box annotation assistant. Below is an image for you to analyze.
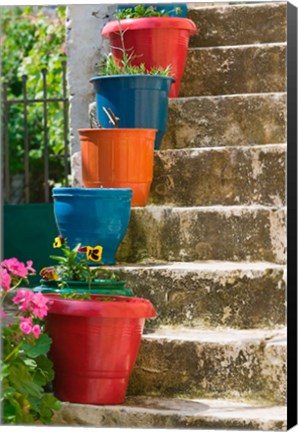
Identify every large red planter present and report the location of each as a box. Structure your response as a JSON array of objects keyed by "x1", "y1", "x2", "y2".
[
  {"x1": 44, "y1": 293, "x2": 156, "y2": 405},
  {"x1": 101, "y1": 17, "x2": 198, "y2": 98}
]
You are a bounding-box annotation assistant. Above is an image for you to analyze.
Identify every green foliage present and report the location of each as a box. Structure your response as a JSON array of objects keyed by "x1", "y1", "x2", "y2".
[
  {"x1": 116, "y1": 5, "x2": 182, "y2": 19},
  {"x1": 2, "y1": 338, "x2": 61, "y2": 425},
  {"x1": 1, "y1": 312, "x2": 60, "y2": 424},
  {"x1": 44, "y1": 238, "x2": 119, "y2": 288},
  {"x1": 101, "y1": 53, "x2": 172, "y2": 76},
  {"x1": 100, "y1": 15, "x2": 172, "y2": 77},
  {"x1": 1, "y1": 258, "x2": 61, "y2": 424},
  {"x1": 1, "y1": 6, "x2": 68, "y2": 201},
  {"x1": 50, "y1": 243, "x2": 94, "y2": 284},
  {"x1": 60, "y1": 292, "x2": 117, "y2": 301}
]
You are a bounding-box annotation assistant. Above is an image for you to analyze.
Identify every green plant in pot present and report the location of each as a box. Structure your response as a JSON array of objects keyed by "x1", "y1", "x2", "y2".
[
  {"x1": 101, "y1": 5, "x2": 198, "y2": 98},
  {"x1": 33, "y1": 235, "x2": 134, "y2": 297},
  {"x1": 38, "y1": 237, "x2": 156, "y2": 405},
  {"x1": 90, "y1": 32, "x2": 174, "y2": 150}
]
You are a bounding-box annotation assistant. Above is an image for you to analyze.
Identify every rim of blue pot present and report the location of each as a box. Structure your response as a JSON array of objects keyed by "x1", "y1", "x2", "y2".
[
  {"x1": 52, "y1": 187, "x2": 133, "y2": 198},
  {"x1": 89, "y1": 74, "x2": 175, "y2": 84}
]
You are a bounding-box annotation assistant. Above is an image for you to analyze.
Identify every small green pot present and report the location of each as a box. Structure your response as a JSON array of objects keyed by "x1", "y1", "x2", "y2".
[{"x1": 33, "y1": 279, "x2": 134, "y2": 297}]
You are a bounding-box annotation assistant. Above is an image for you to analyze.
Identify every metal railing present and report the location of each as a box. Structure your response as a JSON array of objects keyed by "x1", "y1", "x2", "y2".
[{"x1": 2, "y1": 61, "x2": 69, "y2": 203}]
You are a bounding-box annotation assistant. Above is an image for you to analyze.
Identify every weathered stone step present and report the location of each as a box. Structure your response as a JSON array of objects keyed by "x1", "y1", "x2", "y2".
[
  {"x1": 180, "y1": 44, "x2": 286, "y2": 97},
  {"x1": 116, "y1": 206, "x2": 285, "y2": 264},
  {"x1": 128, "y1": 327, "x2": 286, "y2": 404},
  {"x1": 188, "y1": 2, "x2": 286, "y2": 48},
  {"x1": 54, "y1": 396, "x2": 286, "y2": 430},
  {"x1": 89, "y1": 93, "x2": 286, "y2": 149},
  {"x1": 150, "y1": 145, "x2": 285, "y2": 206},
  {"x1": 110, "y1": 262, "x2": 286, "y2": 330},
  {"x1": 162, "y1": 93, "x2": 286, "y2": 149}
]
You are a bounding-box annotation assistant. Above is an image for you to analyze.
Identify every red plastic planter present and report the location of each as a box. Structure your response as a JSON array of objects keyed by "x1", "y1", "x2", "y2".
[
  {"x1": 101, "y1": 17, "x2": 198, "y2": 98},
  {"x1": 44, "y1": 294, "x2": 156, "y2": 405}
]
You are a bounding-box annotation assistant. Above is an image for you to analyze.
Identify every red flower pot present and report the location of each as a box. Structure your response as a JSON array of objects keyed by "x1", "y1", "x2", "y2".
[
  {"x1": 44, "y1": 293, "x2": 156, "y2": 405},
  {"x1": 101, "y1": 17, "x2": 198, "y2": 98}
]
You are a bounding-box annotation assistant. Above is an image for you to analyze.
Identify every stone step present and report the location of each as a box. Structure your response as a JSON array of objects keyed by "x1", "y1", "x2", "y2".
[
  {"x1": 110, "y1": 261, "x2": 286, "y2": 330},
  {"x1": 150, "y1": 145, "x2": 285, "y2": 206},
  {"x1": 116, "y1": 206, "x2": 285, "y2": 264},
  {"x1": 53, "y1": 396, "x2": 286, "y2": 430},
  {"x1": 89, "y1": 93, "x2": 286, "y2": 149},
  {"x1": 180, "y1": 44, "x2": 286, "y2": 97},
  {"x1": 162, "y1": 93, "x2": 286, "y2": 149},
  {"x1": 188, "y1": 2, "x2": 286, "y2": 48},
  {"x1": 128, "y1": 327, "x2": 286, "y2": 404}
]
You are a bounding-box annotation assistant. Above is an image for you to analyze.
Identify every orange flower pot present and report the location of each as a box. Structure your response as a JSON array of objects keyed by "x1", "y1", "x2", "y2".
[{"x1": 78, "y1": 128, "x2": 156, "y2": 207}]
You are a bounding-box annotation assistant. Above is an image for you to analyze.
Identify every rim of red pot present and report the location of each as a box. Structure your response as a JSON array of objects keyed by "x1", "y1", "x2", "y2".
[
  {"x1": 102, "y1": 17, "x2": 198, "y2": 37},
  {"x1": 44, "y1": 293, "x2": 156, "y2": 318}
]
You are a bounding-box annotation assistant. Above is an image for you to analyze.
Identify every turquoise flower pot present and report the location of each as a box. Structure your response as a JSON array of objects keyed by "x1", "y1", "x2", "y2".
[{"x1": 52, "y1": 188, "x2": 132, "y2": 265}]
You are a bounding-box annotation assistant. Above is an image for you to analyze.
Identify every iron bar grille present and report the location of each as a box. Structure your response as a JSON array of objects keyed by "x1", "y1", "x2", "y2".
[{"x1": 2, "y1": 60, "x2": 69, "y2": 203}]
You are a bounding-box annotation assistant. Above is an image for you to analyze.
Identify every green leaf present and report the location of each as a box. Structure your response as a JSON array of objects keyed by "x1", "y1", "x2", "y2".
[
  {"x1": 3, "y1": 386, "x2": 16, "y2": 397},
  {"x1": 34, "y1": 355, "x2": 55, "y2": 385},
  {"x1": 3, "y1": 399, "x2": 18, "y2": 422},
  {"x1": 24, "y1": 358, "x2": 37, "y2": 369},
  {"x1": 39, "y1": 393, "x2": 61, "y2": 423},
  {"x1": 21, "y1": 333, "x2": 52, "y2": 358},
  {"x1": 9, "y1": 363, "x2": 42, "y2": 399}
]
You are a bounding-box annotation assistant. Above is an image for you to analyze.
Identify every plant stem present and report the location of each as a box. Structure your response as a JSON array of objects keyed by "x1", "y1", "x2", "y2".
[
  {"x1": 1, "y1": 278, "x2": 23, "y2": 306},
  {"x1": 4, "y1": 343, "x2": 21, "y2": 363}
]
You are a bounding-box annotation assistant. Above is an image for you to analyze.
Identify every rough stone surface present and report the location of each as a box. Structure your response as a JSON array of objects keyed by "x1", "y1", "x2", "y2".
[
  {"x1": 68, "y1": 142, "x2": 286, "y2": 206},
  {"x1": 180, "y1": 44, "x2": 286, "y2": 97},
  {"x1": 188, "y1": 3, "x2": 287, "y2": 47},
  {"x1": 53, "y1": 396, "x2": 286, "y2": 430},
  {"x1": 128, "y1": 328, "x2": 286, "y2": 404},
  {"x1": 67, "y1": 5, "x2": 114, "y2": 158},
  {"x1": 162, "y1": 93, "x2": 286, "y2": 149},
  {"x1": 149, "y1": 145, "x2": 286, "y2": 206},
  {"x1": 71, "y1": 151, "x2": 82, "y2": 187},
  {"x1": 90, "y1": 94, "x2": 286, "y2": 149},
  {"x1": 111, "y1": 262, "x2": 286, "y2": 329},
  {"x1": 116, "y1": 206, "x2": 286, "y2": 264}
]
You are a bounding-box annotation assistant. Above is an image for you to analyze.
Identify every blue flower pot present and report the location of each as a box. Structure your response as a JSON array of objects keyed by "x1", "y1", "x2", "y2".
[
  {"x1": 52, "y1": 188, "x2": 132, "y2": 265},
  {"x1": 90, "y1": 74, "x2": 174, "y2": 150},
  {"x1": 116, "y1": 4, "x2": 188, "y2": 17}
]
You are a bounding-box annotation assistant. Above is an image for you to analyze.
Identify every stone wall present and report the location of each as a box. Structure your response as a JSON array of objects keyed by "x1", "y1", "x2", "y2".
[{"x1": 66, "y1": 4, "x2": 115, "y2": 161}]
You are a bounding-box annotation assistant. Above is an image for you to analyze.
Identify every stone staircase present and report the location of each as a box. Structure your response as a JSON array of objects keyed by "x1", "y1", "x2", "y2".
[{"x1": 55, "y1": 2, "x2": 287, "y2": 429}]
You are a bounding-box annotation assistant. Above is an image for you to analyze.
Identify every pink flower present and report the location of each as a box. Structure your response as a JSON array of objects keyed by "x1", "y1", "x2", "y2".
[
  {"x1": 19, "y1": 317, "x2": 34, "y2": 335},
  {"x1": 20, "y1": 316, "x2": 32, "y2": 325},
  {"x1": 26, "y1": 260, "x2": 36, "y2": 274},
  {"x1": 13, "y1": 290, "x2": 34, "y2": 312},
  {"x1": 31, "y1": 292, "x2": 49, "y2": 319},
  {"x1": 0, "y1": 268, "x2": 11, "y2": 291},
  {"x1": 0, "y1": 307, "x2": 7, "y2": 318},
  {"x1": 13, "y1": 290, "x2": 49, "y2": 318},
  {"x1": 32, "y1": 324, "x2": 41, "y2": 339},
  {"x1": 20, "y1": 321, "x2": 32, "y2": 335},
  {"x1": 1, "y1": 258, "x2": 28, "y2": 278}
]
